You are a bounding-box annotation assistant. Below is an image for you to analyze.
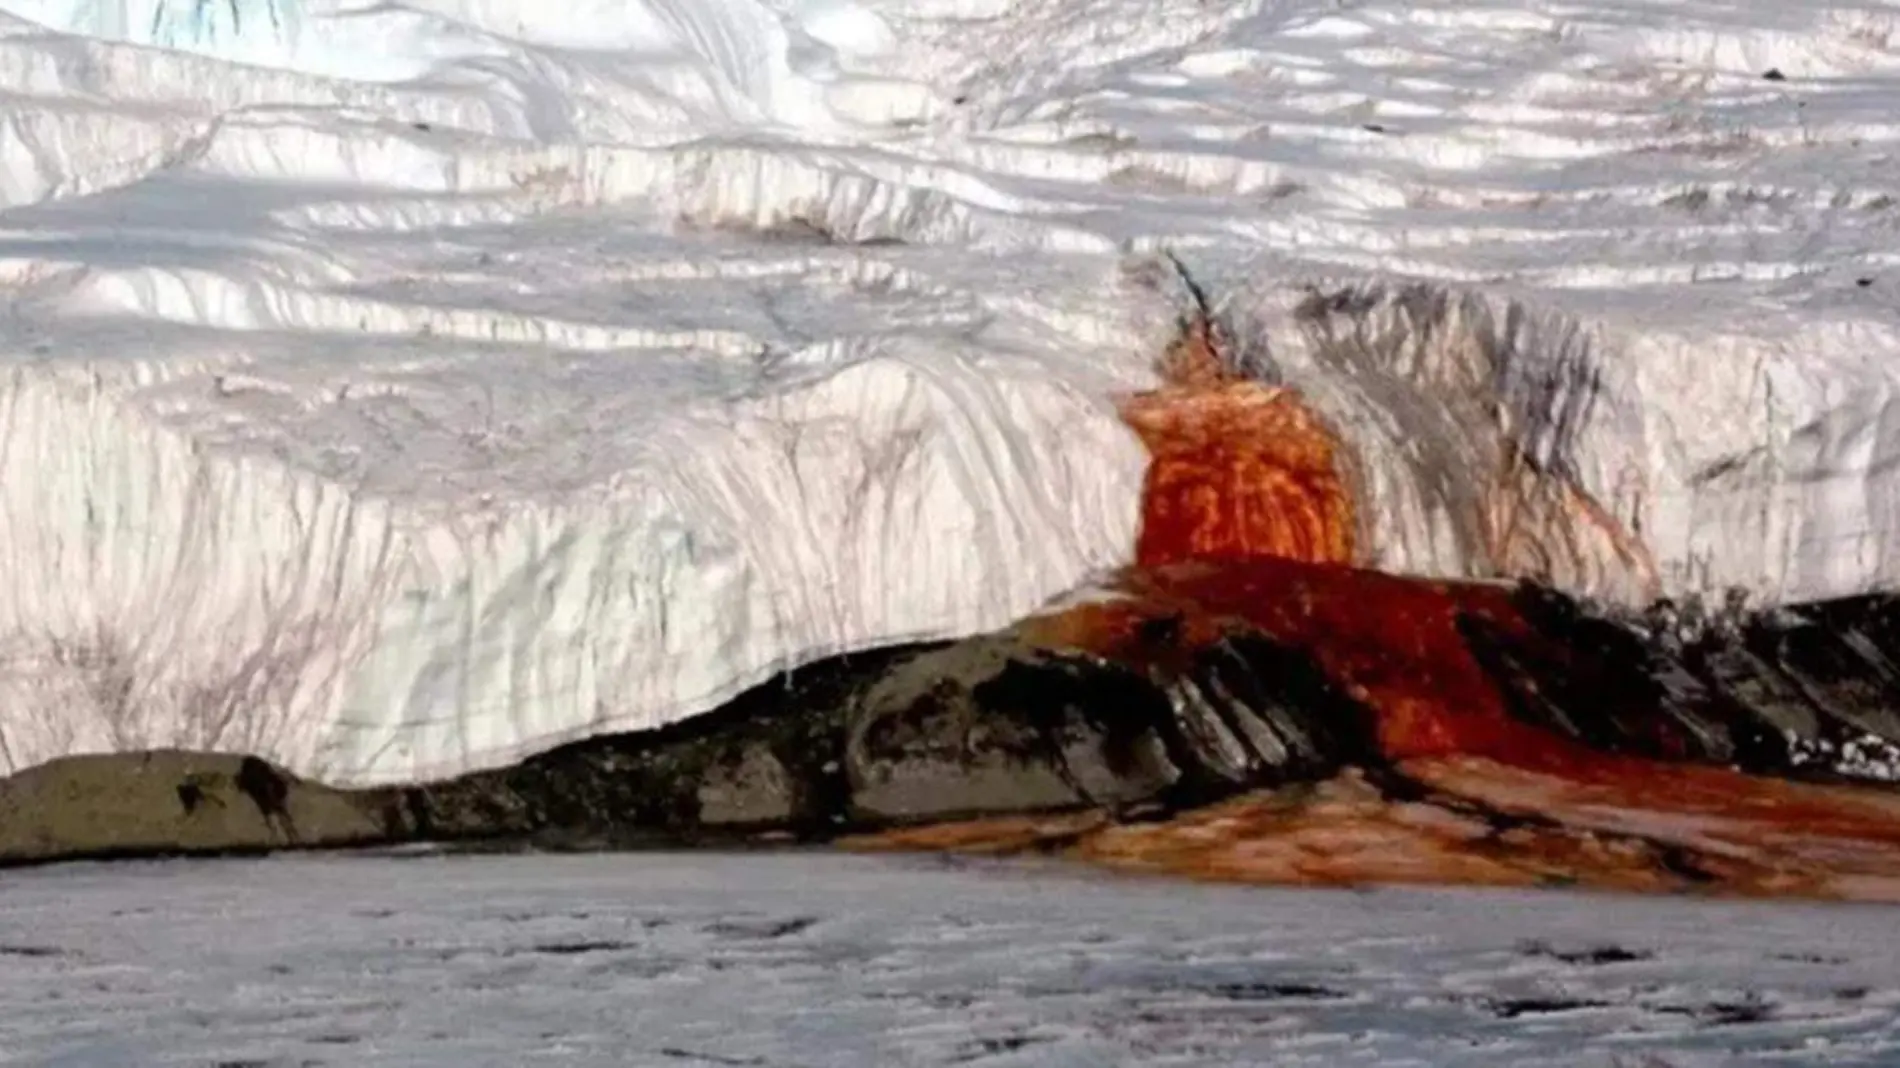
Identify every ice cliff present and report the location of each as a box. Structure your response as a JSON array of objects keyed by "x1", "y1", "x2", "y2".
[{"x1": 2, "y1": 0, "x2": 1899, "y2": 785}]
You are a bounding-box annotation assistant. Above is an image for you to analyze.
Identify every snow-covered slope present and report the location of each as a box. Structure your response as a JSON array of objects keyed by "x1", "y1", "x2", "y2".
[{"x1": 2, "y1": 0, "x2": 1899, "y2": 784}]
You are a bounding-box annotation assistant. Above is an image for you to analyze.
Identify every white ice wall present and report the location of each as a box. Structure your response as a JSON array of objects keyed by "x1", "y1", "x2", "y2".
[
  {"x1": 0, "y1": 336, "x2": 1150, "y2": 785},
  {"x1": 3, "y1": 0, "x2": 1900, "y2": 783}
]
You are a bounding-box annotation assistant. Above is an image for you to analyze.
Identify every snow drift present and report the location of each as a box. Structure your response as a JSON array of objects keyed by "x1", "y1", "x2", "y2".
[{"x1": 2, "y1": 0, "x2": 1899, "y2": 785}]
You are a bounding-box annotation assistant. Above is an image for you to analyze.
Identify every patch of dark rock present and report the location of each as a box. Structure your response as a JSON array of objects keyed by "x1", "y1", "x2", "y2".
[
  {"x1": 237, "y1": 756, "x2": 297, "y2": 841},
  {"x1": 1461, "y1": 583, "x2": 1900, "y2": 781},
  {"x1": 1771, "y1": 952, "x2": 1847, "y2": 965},
  {"x1": 1520, "y1": 941, "x2": 1654, "y2": 966},
  {"x1": 1206, "y1": 981, "x2": 1348, "y2": 1002},
  {"x1": 389, "y1": 789, "x2": 433, "y2": 839},
  {"x1": 1655, "y1": 846, "x2": 1720, "y2": 885},
  {"x1": 307, "y1": 1034, "x2": 361, "y2": 1045},
  {"x1": 845, "y1": 627, "x2": 1377, "y2": 828},
  {"x1": 1652, "y1": 995, "x2": 1776, "y2": 1026},
  {"x1": 1136, "y1": 612, "x2": 1183, "y2": 647},
  {"x1": 1486, "y1": 996, "x2": 1611, "y2": 1019},
  {"x1": 1174, "y1": 631, "x2": 1383, "y2": 788},
  {"x1": 0, "y1": 944, "x2": 64, "y2": 958},
  {"x1": 656, "y1": 1050, "x2": 766, "y2": 1066},
  {"x1": 522, "y1": 940, "x2": 639, "y2": 956},
  {"x1": 1460, "y1": 586, "x2": 1730, "y2": 764},
  {"x1": 1836, "y1": 986, "x2": 1870, "y2": 1001},
  {"x1": 705, "y1": 916, "x2": 818, "y2": 941},
  {"x1": 854, "y1": 650, "x2": 1167, "y2": 818},
  {"x1": 1699, "y1": 998, "x2": 1777, "y2": 1026},
  {"x1": 1859, "y1": 277, "x2": 1875, "y2": 287},
  {"x1": 1745, "y1": 595, "x2": 1900, "y2": 744},
  {"x1": 410, "y1": 642, "x2": 947, "y2": 843},
  {"x1": 1763, "y1": 67, "x2": 1786, "y2": 81}
]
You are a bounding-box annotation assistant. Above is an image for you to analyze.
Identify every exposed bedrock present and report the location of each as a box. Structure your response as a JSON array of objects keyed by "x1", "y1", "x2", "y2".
[
  {"x1": 8, "y1": 571, "x2": 1900, "y2": 873},
  {"x1": 0, "y1": 620, "x2": 1373, "y2": 863}
]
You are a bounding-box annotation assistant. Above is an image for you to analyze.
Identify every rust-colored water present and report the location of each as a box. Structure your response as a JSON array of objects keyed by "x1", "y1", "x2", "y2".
[
  {"x1": 1122, "y1": 384, "x2": 1354, "y2": 568},
  {"x1": 861, "y1": 367, "x2": 1900, "y2": 900}
]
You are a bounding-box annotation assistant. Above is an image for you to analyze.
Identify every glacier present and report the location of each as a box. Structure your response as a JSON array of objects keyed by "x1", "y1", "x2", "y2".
[{"x1": 1, "y1": 0, "x2": 1899, "y2": 785}]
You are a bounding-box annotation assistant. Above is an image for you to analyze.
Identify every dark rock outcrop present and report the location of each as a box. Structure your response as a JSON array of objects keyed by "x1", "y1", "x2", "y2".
[
  {"x1": 1461, "y1": 586, "x2": 1900, "y2": 780},
  {"x1": 399, "y1": 628, "x2": 1378, "y2": 848},
  {"x1": 0, "y1": 624, "x2": 1379, "y2": 865},
  {"x1": 6, "y1": 578, "x2": 1900, "y2": 870}
]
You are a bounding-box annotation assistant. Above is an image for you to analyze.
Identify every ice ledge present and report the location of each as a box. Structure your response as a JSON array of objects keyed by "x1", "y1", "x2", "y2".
[
  {"x1": 1200, "y1": 266, "x2": 1900, "y2": 612},
  {"x1": 0, "y1": 331, "x2": 1152, "y2": 786}
]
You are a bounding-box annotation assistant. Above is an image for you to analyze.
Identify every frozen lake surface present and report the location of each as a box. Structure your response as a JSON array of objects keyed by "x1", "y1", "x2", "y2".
[{"x1": 2, "y1": 853, "x2": 1899, "y2": 1066}]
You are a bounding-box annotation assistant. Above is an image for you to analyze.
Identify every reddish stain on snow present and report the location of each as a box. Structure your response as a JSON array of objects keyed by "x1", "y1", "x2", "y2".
[{"x1": 1102, "y1": 362, "x2": 1664, "y2": 770}]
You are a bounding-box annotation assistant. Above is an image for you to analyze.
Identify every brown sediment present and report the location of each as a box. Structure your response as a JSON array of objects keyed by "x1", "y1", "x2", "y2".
[
  {"x1": 843, "y1": 761, "x2": 1900, "y2": 902},
  {"x1": 1074, "y1": 769, "x2": 1759, "y2": 897},
  {"x1": 1403, "y1": 755, "x2": 1900, "y2": 889},
  {"x1": 1076, "y1": 755, "x2": 1900, "y2": 901},
  {"x1": 838, "y1": 810, "x2": 1110, "y2": 855}
]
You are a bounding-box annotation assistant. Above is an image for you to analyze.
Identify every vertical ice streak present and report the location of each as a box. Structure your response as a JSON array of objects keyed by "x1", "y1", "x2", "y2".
[{"x1": 6, "y1": 0, "x2": 302, "y2": 63}]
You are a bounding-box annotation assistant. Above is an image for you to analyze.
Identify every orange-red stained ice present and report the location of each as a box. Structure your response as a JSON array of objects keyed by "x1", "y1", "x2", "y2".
[{"x1": 916, "y1": 348, "x2": 1900, "y2": 900}]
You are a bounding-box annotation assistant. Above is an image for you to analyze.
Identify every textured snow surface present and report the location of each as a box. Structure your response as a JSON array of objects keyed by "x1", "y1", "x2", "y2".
[
  {"x1": 4, "y1": 0, "x2": 1900, "y2": 783},
  {"x1": 4, "y1": 853, "x2": 1900, "y2": 1066}
]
